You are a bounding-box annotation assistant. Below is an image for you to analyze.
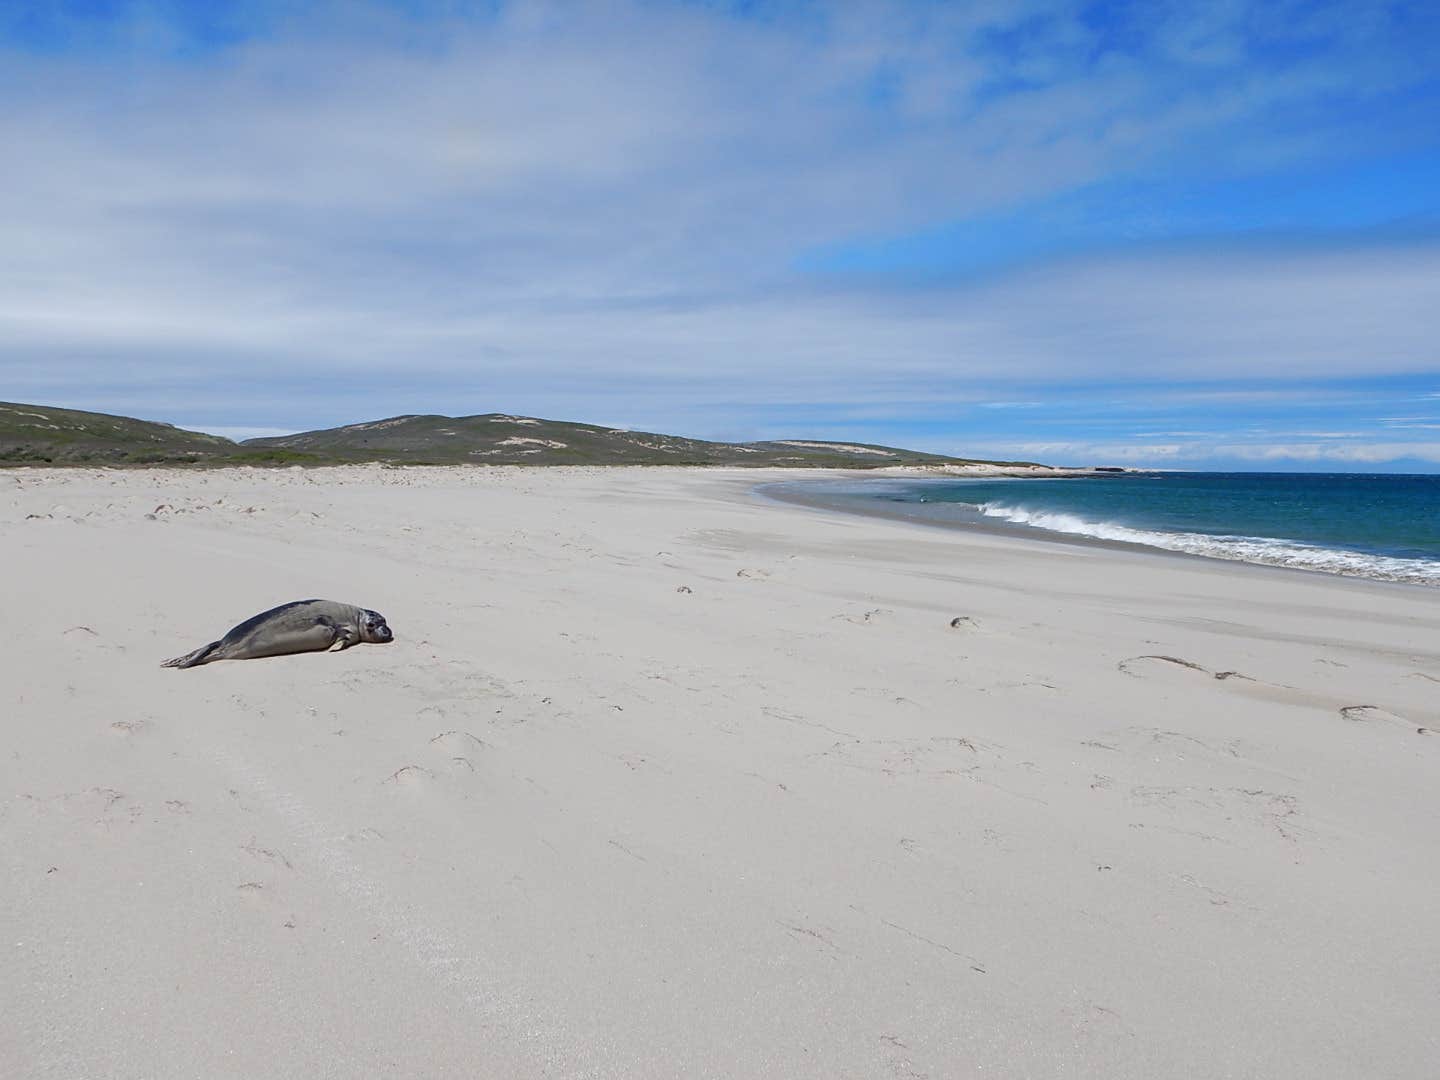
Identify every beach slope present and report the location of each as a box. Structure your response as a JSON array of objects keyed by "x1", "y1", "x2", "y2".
[{"x1": 3, "y1": 466, "x2": 1437, "y2": 1078}]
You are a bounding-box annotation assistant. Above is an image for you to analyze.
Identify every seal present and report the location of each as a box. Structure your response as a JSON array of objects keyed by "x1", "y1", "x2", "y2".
[{"x1": 161, "y1": 599, "x2": 394, "y2": 669}]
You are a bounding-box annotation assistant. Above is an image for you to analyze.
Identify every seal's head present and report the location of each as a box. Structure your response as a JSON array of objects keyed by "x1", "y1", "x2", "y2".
[{"x1": 360, "y1": 609, "x2": 394, "y2": 644}]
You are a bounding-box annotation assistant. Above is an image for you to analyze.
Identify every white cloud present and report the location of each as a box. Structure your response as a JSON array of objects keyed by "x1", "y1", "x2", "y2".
[
  {"x1": 1210, "y1": 442, "x2": 1440, "y2": 464},
  {"x1": 178, "y1": 425, "x2": 300, "y2": 442},
  {"x1": 968, "y1": 439, "x2": 1440, "y2": 467},
  {"x1": 0, "y1": 0, "x2": 1436, "y2": 439}
]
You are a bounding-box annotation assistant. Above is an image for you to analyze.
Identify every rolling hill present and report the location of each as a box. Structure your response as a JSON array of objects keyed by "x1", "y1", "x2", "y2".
[
  {"x1": 240, "y1": 413, "x2": 1014, "y2": 467},
  {"x1": 1, "y1": 401, "x2": 1042, "y2": 468},
  {"x1": 0, "y1": 401, "x2": 235, "y2": 464}
]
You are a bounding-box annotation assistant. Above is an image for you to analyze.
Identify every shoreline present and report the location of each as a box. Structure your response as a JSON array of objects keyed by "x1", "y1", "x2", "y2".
[
  {"x1": 754, "y1": 472, "x2": 1440, "y2": 592},
  {"x1": 10, "y1": 460, "x2": 1430, "y2": 589}
]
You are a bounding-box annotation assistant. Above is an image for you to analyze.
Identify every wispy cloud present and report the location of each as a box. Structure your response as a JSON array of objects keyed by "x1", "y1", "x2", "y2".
[
  {"x1": 178, "y1": 424, "x2": 298, "y2": 442},
  {"x1": 0, "y1": 1, "x2": 1437, "y2": 466},
  {"x1": 968, "y1": 440, "x2": 1440, "y2": 468},
  {"x1": 1212, "y1": 443, "x2": 1440, "y2": 464}
]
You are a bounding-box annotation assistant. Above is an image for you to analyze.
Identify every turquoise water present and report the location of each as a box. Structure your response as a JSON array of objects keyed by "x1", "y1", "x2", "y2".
[{"x1": 778, "y1": 472, "x2": 1440, "y2": 585}]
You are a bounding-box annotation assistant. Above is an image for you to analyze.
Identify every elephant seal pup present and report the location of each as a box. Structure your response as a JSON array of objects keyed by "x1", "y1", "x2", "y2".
[{"x1": 161, "y1": 599, "x2": 394, "y2": 669}]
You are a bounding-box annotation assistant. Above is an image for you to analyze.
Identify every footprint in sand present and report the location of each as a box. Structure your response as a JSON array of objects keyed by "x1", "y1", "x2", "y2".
[
  {"x1": 1122, "y1": 655, "x2": 1428, "y2": 733},
  {"x1": 1127, "y1": 784, "x2": 1306, "y2": 843},
  {"x1": 1339, "y1": 705, "x2": 1420, "y2": 731},
  {"x1": 62, "y1": 624, "x2": 125, "y2": 653},
  {"x1": 427, "y1": 730, "x2": 490, "y2": 776},
  {"x1": 1102, "y1": 725, "x2": 1247, "y2": 763},
  {"x1": 241, "y1": 838, "x2": 294, "y2": 871},
  {"x1": 108, "y1": 718, "x2": 149, "y2": 737},
  {"x1": 235, "y1": 881, "x2": 273, "y2": 906},
  {"x1": 1117, "y1": 655, "x2": 1253, "y2": 681},
  {"x1": 383, "y1": 764, "x2": 435, "y2": 786},
  {"x1": 820, "y1": 736, "x2": 992, "y2": 779},
  {"x1": 19, "y1": 787, "x2": 142, "y2": 831},
  {"x1": 428, "y1": 729, "x2": 489, "y2": 754},
  {"x1": 851, "y1": 686, "x2": 919, "y2": 706},
  {"x1": 1117, "y1": 653, "x2": 1331, "y2": 714}
]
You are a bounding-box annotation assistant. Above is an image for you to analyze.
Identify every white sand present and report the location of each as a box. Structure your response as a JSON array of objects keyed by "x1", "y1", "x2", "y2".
[{"x1": 3, "y1": 465, "x2": 1437, "y2": 1078}]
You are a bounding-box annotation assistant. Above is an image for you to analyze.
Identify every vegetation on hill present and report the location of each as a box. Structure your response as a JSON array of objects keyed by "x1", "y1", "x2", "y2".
[
  {"x1": 0, "y1": 401, "x2": 234, "y2": 464},
  {"x1": 1, "y1": 402, "x2": 1042, "y2": 469},
  {"x1": 240, "y1": 413, "x2": 1009, "y2": 467}
]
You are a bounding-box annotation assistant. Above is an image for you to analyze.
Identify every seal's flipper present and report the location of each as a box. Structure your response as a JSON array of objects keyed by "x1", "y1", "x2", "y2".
[
  {"x1": 161, "y1": 640, "x2": 222, "y2": 669},
  {"x1": 325, "y1": 620, "x2": 358, "y2": 651}
]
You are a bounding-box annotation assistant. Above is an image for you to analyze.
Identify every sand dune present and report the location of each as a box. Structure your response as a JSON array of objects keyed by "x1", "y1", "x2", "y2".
[{"x1": 3, "y1": 466, "x2": 1437, "y2": 1078}]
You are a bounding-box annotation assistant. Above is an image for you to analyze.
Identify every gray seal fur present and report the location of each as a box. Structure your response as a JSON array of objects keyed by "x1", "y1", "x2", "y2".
[{"x1": 161, "y1": 599, "x2": 394, "y2": 669}]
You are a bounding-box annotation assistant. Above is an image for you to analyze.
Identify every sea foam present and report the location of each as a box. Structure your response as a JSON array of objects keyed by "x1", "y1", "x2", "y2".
[{"x1": 975, "y1": 502, "x2": 1440, "y2": 585}]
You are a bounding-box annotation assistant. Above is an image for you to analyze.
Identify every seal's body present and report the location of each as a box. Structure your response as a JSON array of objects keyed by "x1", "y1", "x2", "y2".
[{"x1": 162, "y1": 599, "x2": 394, "y2": 669}]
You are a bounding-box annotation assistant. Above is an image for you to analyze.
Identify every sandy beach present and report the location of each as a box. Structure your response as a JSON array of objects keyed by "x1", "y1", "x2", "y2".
[{"x1": 3, "y1": 464, "x2": 1437, "y2": 1078}]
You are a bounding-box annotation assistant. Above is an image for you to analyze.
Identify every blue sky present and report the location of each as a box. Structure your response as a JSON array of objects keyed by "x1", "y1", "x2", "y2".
[{"x1": 2, "y1": 1, "x2": 1438, "y2": 469}]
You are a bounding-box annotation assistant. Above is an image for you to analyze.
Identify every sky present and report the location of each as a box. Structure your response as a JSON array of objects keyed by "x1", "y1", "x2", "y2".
[{"x1": 2, "y1": 0, "x2": 1438, "y2": 469}]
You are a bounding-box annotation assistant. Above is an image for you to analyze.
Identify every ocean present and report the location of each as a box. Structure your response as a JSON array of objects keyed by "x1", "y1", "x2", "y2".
[{"x1": 766, "y1": 472, "x2": 1440, "y2": 586}]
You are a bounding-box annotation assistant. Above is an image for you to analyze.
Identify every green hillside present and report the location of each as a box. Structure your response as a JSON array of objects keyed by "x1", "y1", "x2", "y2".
[
  {"x1": 242, "y1": 413, "x2": 1007, "y2": 467},
  {"x1": 0, "y1": 401, "x2": 235, "y2": 464},
  {"x1": 1, "y1": 401, "x2": 1042, "y2": 469}
]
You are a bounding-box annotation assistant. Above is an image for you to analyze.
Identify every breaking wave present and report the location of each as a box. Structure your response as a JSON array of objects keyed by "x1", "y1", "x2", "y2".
[{"x1": 974, "y1": 503, "x2": 1440, "y2": 585}]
